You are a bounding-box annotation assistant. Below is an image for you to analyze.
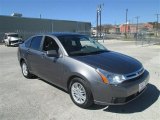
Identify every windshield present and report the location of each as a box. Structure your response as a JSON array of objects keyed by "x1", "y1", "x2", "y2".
[
  {"x1": 58, "y1": 35, "x2": 108, "y2": 56},
  {"x1": 7, "y1": 34, "x2": 19, "y2": 37}
]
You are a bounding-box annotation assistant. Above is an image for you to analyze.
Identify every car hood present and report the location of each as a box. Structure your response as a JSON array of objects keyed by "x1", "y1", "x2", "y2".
[
  {"x1": 72, "y1": 51, "x2": 142, "y2": 74},
  {"x1": 8, "y1": 37, "x2": 21, "y2": 41}
]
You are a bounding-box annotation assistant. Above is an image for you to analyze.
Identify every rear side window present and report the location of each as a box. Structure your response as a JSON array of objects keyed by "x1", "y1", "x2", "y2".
[{"x1": 30, "y1": 36, "x2": 43, "y2": 51}]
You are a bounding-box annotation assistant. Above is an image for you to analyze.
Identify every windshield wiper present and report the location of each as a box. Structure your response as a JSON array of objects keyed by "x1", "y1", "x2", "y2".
[
  {"x1": 89, "y1": 50, "x2": 109, "y2": 54},
  {"x1": 70, "y1": 52, "x2": 90, "y2": 56},
  {"x1": 70, "y1": 50, "x2": 109, "y2": 56}
]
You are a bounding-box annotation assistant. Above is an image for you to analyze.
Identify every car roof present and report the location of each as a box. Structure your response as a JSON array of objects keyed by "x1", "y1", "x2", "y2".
[
  {"x1": 5, "y1": 32, "x2": 18, "y2": 35},
  {"x1": 37, "y1": 32, "x2": 86, "y2": 37}
]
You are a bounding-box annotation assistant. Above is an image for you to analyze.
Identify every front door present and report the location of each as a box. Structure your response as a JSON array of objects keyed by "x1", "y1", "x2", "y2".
[{"x1": 38, "y1": 36, "x2": 64, "y2": 86}]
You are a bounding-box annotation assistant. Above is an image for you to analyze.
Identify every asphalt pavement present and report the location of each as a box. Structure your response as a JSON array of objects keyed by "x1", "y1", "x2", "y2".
[{"x1": 0, "y1": 40, "x2": 159, "y2": 120}]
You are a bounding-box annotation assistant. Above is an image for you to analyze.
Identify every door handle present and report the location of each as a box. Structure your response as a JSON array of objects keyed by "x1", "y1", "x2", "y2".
[
  {"x1": 27, "y1": 50, "x2": 31, "y2": 55},
  {"x1": 41, "y1": 53, "x2": 45, "y2": 59}
]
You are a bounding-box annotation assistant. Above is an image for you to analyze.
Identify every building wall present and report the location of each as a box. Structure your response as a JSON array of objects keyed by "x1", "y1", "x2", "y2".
[
  {"x1": 120, "y1": 24, "x2": 130, "y2": 33},
  {"x1": 119, "y1": 23, "x2": 153, "y2": 34},
  {"x1": 130, "y1": 26, "x2": 137, "y2": 33},
  {"x1": 0, "y1": 15, "x2": 91, "y2": 42}
]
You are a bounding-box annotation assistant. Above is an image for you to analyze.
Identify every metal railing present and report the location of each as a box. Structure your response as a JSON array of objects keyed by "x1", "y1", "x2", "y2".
[{"x1": 93, "y1": 33, "x2": 160, "y2": 46}]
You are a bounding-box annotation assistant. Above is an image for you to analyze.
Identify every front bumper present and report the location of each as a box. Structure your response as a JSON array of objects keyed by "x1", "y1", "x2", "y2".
[
  {"x1": 10, "y1": 41, "x2": 21, "y2": 46},
  {"x1": 93, "y1": 70, "x2": 149, "y2": 105}
]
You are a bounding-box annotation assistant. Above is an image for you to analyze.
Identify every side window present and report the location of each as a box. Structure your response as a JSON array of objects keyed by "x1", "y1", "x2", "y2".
[
  {"x1": 4, "y1": 35, "x2": 7, "y2": 39},
  {"x1": 42, "y1": 36, "x2": 59, "y2": 52},
  {"x1": 71, "y1": 40, "x2": 76, "y2": 46},
  {"x1": 25, "y1": 38, "x2": 32, "y2": 48},
  {"x1": 30, "y1": 36, "x2": 43, "y2": 51}
]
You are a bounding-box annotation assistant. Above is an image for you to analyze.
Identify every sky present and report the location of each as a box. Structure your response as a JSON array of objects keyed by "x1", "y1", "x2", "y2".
[{"x1": 0, "y1": 0, "x2": 159, "y2": 26}]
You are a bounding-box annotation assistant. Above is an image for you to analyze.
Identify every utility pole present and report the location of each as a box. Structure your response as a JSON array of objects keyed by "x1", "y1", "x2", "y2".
[
  {"x1": 100, "y1": 4, "x2": 102, "y2": 38},
  {"x1": 52, "y1": 21, "x2": 54, "y2": 32},
  {"x1": 96, "y1": 4, "x2": 104, "y2": 40},
  {"x1": 155, "y1": 14, "x2": 160, "y2": 37},
  {"x1": 135, "y1": 16, "x2": 140, "y2": 40},
  {"x1": 100, "y1": 4, "x2": 104, "y2": 38},
  {"x1": 96, "y1": 6, "x2": 100, "y2": 40},
  {"x1": 125, "y1": 9, "x2": 128, "y2": 39},
  {"x1": 128, "y1": 20, "x2": 130, "y2": 35}
]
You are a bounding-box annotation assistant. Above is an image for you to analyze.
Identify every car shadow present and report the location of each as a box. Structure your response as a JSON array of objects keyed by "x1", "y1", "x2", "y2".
[
  {"x1": 88, "y1": 104, "x2": 106, "y2": 110},
  {"x1": 103, "y1": 83, "x2": 159, "y2": 113},
  {"x1": 33, "y1": 77, "x2": 159, "y2": 112}
]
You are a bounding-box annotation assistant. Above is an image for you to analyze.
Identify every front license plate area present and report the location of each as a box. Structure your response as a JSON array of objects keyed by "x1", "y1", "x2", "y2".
[{"x1": 139, "y1": 81, "x2": 146, "y2": 92}]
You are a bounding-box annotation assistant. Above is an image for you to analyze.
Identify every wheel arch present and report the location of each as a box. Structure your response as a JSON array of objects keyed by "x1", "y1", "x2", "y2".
[
  {"x1": 20, "y1": 58, "x2": 25, "y2": 65},
  {"x1": 66, "y1": 73, "x2": 92, "y2": 92}
]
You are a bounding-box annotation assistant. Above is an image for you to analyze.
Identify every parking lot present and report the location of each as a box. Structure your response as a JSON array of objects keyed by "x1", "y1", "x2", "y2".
[{"x1": 0, "y1": 40, "x2": 159, "y2": 120}]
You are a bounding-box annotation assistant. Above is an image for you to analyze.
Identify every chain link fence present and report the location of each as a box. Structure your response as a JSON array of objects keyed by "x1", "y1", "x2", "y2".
[
  {"x1": 94, "y1": 33, "x2": 160, "y2": 46},
  {"x1": 134, "y1": 34, "x2": 160, "y2": 46}
]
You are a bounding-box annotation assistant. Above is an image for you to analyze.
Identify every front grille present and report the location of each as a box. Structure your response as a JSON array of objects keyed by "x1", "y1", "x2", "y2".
[
  {"x1": 126, "y1": 73, "x2": 137, "y2": 78},
  {"x1": 125, "y1": 67, "x2": 145, "y2": 80},
  {"x1": 11, "y1": 40, "x2": 19, "y2": 43},
  {"x1": 123, "y1": 72, "x2": 144, "y2": 83}
]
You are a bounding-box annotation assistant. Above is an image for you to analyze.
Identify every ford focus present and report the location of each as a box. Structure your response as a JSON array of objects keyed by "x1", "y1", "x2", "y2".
[{"x1": 17, "y1": 33, "x2": 149, "y2": 108}]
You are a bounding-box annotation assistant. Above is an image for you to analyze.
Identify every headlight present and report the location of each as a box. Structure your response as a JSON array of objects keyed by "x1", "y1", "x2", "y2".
[{"x1": 96, "y1": 68, "x2": 126, "y2": 84}]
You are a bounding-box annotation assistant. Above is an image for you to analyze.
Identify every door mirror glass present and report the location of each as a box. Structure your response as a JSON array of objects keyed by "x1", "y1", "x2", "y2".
[{"x1": 46, "y1": 50, "x2": 58, "y2": 57}]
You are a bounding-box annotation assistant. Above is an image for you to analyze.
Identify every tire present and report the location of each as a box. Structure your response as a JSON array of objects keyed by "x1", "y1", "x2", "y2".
[
  {"x1": 4, "y1": 42, "x2": 7, "y2": 46},
  {"x1": 8, "y1": 40, "x2": 11, "y2": 46},
  {"x1": 21, "y1": 61, "x2": 35, "y2": 78},
  {"x1": 69, "y1": 78, "x2": 93, "y2": 108}
]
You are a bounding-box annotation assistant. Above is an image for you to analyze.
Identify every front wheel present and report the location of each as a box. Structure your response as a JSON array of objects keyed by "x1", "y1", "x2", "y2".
[
  {"x1": 69, "y1": 78, "x2": 93, "y2": 108},
  {"x1": 4, "y1": 42, "x2": 8, "y2": 46}
]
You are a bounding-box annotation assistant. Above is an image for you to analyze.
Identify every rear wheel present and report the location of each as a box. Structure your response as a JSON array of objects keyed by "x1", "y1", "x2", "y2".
[
  {"x1": 21, "y1": 61, "x2": 35, "y2": 78},
  {"x1": 69, "y1": 78, "x2": 93, "y2": 108}
]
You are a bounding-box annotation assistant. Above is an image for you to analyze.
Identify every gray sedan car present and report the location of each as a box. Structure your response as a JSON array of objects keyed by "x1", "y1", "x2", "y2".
[{"x1": 17, "y1": 33, "x2": 149, "y2": 108}]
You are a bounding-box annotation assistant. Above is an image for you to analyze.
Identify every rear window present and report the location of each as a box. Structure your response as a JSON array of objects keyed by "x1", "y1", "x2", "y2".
[{"x1": 30, "y1": 36, "x2": 43, "y2": 51}]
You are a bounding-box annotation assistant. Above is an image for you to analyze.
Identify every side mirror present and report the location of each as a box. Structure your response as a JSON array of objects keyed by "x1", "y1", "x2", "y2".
[
  {"x1": 46, "y1": 50, "x2": 59, "y2": 57},
  {"x1": 19, "y1": 40, "x2": 24, "y2": 44}
]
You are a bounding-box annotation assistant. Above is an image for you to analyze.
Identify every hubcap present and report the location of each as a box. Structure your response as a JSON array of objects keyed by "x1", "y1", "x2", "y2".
[
  {"x1": 71, "y1": 82, "x2": 86, "y2": 104},
  {"x1": 22, "y1": 63, "x2": 28, "y2": 76}
]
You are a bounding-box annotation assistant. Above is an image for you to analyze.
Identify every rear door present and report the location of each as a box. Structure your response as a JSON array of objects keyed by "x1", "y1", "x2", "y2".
[{"x1": 27, "y1": 36, "x2": 43, "y2": 76}]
